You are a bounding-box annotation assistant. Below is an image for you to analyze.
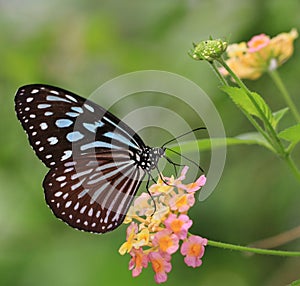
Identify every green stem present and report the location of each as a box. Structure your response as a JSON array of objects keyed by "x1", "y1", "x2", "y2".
[
  {"x1": 269, "y1": 69, "x2": 300, "y2": 123},
  {"x1": 217, "y1": 57, "x2": 286, "y2": 157},
  {"x1": 207, "y1": 239, "x2": 300, "y2": 257},
  {"x1": 210, "y1": 61, "x2": 228, "y2": 86},
  {"x1": 211, "y1": 61, "x2": 275, "y2": 150},
  {"x1": 285, "y1": 155, "x2": 300, "y2": 181}
]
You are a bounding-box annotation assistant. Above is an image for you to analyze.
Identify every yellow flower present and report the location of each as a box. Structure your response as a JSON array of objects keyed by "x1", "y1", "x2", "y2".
[
  {"x1": 268, "y1": 28, "x2": 298, "y2": 67},
  {"x1": 119, "y1": 222, "x2": 138, "y2": 255},
  {"x1": 134, "y1": 228, "x2": 150, "y2": 248}
]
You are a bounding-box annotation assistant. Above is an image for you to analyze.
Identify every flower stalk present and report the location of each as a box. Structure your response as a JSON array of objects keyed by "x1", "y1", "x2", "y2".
[
  {"x1": 207, "y1": 239, "x2": 300, "y2": 257},
  {"x1": 268, "y1": 69, "x2": 300, "y2": 123}
]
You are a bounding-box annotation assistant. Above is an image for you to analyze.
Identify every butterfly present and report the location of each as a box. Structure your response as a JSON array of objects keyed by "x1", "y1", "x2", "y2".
[{"x1": 15, "y1": 84, "x2": 171, "y2": 234}]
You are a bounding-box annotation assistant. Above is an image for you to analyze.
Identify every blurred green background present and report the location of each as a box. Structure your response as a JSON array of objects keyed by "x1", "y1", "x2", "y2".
[{"x1": 1, "y1": 1, "x2": 300, "y2": 285}]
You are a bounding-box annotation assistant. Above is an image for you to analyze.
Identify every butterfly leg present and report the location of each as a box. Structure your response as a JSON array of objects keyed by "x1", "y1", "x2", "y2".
[{"x1": 146, "y1": 173, "x2": 157, "y2": 215}]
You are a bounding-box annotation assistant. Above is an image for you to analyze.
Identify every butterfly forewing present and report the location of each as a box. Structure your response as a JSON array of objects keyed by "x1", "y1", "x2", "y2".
[
  {"x1": 14, "y1": 84, "x2": 144, "y2": 168},
  {"x1": 15, "y1": 84, "x2": 151, "y2": 233}
]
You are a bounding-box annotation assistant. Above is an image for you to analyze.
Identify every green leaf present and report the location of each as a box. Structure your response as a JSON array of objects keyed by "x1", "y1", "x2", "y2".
[
  {"x1": 273, "y1": 107, "x2": 289, "y2": 128},
  {"x1": 221, "y1": 86, "x2": 275, "y2": 127},
  {"x1": 291, "y1": 280, "x2": 300, "y2": 286},
  {"x1": 278, "y1": 123, "x2": 300, "y2": 144}
]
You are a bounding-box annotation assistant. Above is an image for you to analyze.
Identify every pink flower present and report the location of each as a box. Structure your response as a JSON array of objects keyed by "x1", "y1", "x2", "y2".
[
  {"x1": 247, "y1": 33, "x2": 270, "y2": 53},
  {"x1": 153, "y1": 229, "x2": 179, "y2": 254},
  {"x1": 129, "y1": 248, "x2": 149, "y2": 277},
  {"x1": 164, "y1": 213, "x2": 192, "y2": 240},
  {"x1": 181, "y1": 174, "x2": 207, "y2": 193},
  {"x1": 181, "y1": 235, "x2": 207, "y2": 268},
  {"x1": 169, "y1": 193, "x2": 195, "y2": 212},
  {"x1": 149, "y1": 252, "x2": 172, "y2": 284}
]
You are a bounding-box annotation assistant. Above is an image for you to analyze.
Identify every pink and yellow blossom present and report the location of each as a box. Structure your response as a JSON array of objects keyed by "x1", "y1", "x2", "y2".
[
  {"x1": 181, "y1": 235, "x2": 208, "y2": 268},
  {"x1": 247, "y1": 34, "x2": 270, "y2": 53},
  {"x1": 149, "y1": 252, "x2": 172, "y2": 284},
  {"x1": 129, "y1": 248, "x2": 149, "y2": 277},
  {"x1": 119, "y1": 167, "x2": 207, "y2": 283},
  {"x1": 221, "y1": 29, "x2": 298, "y2": 80},
  {"x1": 164, "y1": 213, "x2": 192, "y2": 240},
  {"x1": 169, "y1": 193, "x2": 195, "y2": 212},
  {"x1": 153, "y1": 229, "x2": 179, "y2": 254}
]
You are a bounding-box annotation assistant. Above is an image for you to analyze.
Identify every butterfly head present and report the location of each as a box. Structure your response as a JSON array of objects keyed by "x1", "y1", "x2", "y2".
[{"x1": 135, "y1": 146, "x2": 165, "y2": 172}]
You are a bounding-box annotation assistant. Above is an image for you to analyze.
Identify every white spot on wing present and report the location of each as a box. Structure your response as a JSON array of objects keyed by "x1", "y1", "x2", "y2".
[
  {"x1": 54, "y1": 191, "x2": 63, "y2": 197},
  {"x1": 80, "y1": 205, "x2": 87, "y2": 214},
  {"x1": 31, "y1": 89, "x2": 39, "y2": 94},
  {"x1": 88, "y1": 208, "x2": 93, "y2": 217},
  {"x1": 84, "y1": 104, "x2": 94, "y2": 112},
  {"x1": 26, "y1": 97, "x2": 34, "y2": 102},
  {"x1": 61, "y1": 150, "x2": 72, "y2": 161},
  {"x1": 40, "y1": 122, "x2": 48, "y2": 130},
  {"x1": 47, "y1": 137, "x2": 58, "y2": 145},
  {"x1": 45, "y1": 111, "x2": 54, "y2": 116},
  {"x1": 50, "y1": 90, "x2": 60, "y2": 95},
  {"x1": 65, "y1": 94, "x2": 78, "y2": 102},
  {"x1": 56, "y1": 176, "x2": 66, "y2": 182},
  {"x1": 65, "y1": 201, "x2": 72, "y2": 208},
  {"x1": 74, "y1": 202, "x2": 80, "y2": 210}
]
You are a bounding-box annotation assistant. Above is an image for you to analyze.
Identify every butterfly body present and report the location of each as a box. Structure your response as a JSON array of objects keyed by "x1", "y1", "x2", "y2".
[{"x1": 15, "y1": 84, "x2": 165, "y2": 233}]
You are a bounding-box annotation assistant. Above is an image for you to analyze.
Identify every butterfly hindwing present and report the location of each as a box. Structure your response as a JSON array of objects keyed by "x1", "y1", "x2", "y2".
[{"x1": 43, "y1": 153, "x2": 145, "y2": 233}]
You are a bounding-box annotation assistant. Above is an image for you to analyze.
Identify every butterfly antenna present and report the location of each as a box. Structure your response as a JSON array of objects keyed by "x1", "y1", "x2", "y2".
[
  {"x1": 165, "y1": 147, "x2": 205, "y2": 173},
  {"x1": 161, "y1": 127, "x2": 206, "y2": 148}
]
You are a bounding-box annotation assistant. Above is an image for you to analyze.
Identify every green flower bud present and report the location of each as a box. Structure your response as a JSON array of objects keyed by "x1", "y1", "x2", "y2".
[{"x1": 189, "y1": 39, "x2": 228, "y2": 62}]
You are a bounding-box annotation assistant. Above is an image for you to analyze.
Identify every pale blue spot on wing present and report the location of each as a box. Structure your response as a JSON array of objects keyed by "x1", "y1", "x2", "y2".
[
  {"x1": 78, "y1": 189, "x2": 89, "y2": 198},
  {"x1": 55, "y1": 119, "x2": 73, "y2": 128},
  {"x1": 66, "y1": 112, "x2": 79, "y2": 117},
  {"x1": 47, "y1": 95, "x2": 71, "y2": 103},
  {"x1": 80, "y1": 141, "x2": 121, "y2": 151},
  {"x1": 104, "y1": 131, "x2": 139, "y2": 150},
  {"x1": 103, "y1": 116, "x2": 140, "y2": 147},
  {"x1": 66, "y1": 131, "x2": 84, "y2": 142},
  {"x1": 71, "y1": 106, "x2": 83, "y2": 113},
  {"x1": 83, "y1": 121, "x2": 104, "y2": 133},
  {"x1": 37, "y1": 104, "x2": 51, "y2": 109}
]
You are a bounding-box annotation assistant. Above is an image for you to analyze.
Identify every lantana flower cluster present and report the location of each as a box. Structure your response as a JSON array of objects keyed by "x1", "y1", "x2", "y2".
[
  {"x1": 220, "y1": 28, "x2": 298, "y2": 80},
  {"x1": 118, "y1": 167, "x2": 207, "y2": 284}
]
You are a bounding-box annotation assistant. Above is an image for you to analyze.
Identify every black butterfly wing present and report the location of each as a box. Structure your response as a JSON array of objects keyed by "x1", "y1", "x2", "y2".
[
  {"x1": 15, "y1": 84, "x2": 147, "y2": 233},
  {"x1": 14, "y1": 84, "x2": 145, "y2": 168},
  {"x1": 43, "y1": 153, "x2": 145, "y2": 233}
]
